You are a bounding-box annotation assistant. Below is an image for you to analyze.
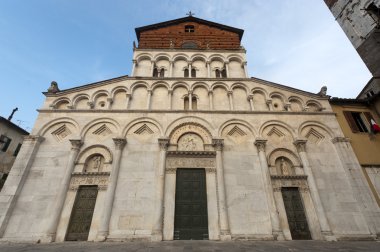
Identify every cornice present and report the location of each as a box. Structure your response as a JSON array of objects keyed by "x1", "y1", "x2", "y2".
[
  {"x1": 166, "y1": 151, "x2": 216, "y2": 157},
  {"x1": 37, "y1": 109, "x2": 336, "y2": 116}
]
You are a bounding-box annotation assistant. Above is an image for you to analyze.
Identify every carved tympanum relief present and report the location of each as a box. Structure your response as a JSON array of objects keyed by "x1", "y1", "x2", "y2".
[{"x1": 177, "y1": 133, "x2": 204, "y2": 151}]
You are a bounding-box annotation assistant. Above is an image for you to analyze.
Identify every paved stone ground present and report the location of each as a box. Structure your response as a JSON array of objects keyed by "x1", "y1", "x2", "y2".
[{"x1": 0, "y1": 241, "x2": 379, "y2": 252}]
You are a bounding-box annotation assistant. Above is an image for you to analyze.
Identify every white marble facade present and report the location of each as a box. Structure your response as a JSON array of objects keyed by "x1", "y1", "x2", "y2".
[{"x1": 0, "y1": 46, "x2": 379, "y2": 243}]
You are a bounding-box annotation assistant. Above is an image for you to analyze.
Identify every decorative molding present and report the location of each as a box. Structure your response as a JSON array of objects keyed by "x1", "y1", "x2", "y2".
[
  {"x1": 305, "y1": 128, "x2": 325, "y2": 144},
  {"x1": 166, "y1": 151, "x2": 216, "y2": 157},
  {"x1": 113, "y1": 138, "x2": 126, "y2": 150},
  {"x1": 332, "y1": 137, "x2": 350, "y2": 144},
  {"x1": 212, "y1": 138, "x2": 224, "y2": 151},
  {"x1": 227, "y1": 126, "x2": 247, "y2": 137},
  {"x1": 166, "y1": 157, "x2": 216, "y2": 169},
  {"x1": 134, "y1": 123, "x2": 154, "y2": 135},
  {"x1": 293, "y1": 139, "x2": 307, "y2": 153},
  {"x1": 254, "y1": 138, "x2": 267, "y2": 152},
  {"x1": 271, "y1": 175, "x2": 308, "y2": 180},
  {"x1": 205, "y1": 167, "x2": 217, "y2": 173},
  {"x1": 69, "y1": 172, "x2": 110, "y2": 191},
  {"x1": 165, "y1": 168, "x2": 177, "y2": 174},
  {"x1": 158, "y1": 138, "x2": 170, "y2": 150},
  {"x1": 170, "y1": 123, "x2": 212, "y2": 145},
  {"x1": 93, "y1": 124, "x2": 112, "y2": 136},
  {"x1": 267, "y1": 126, "x2": 285, "y2": 138},
  {"x1": 51, "y1": 124, "x2": 72, "y2": 142}
]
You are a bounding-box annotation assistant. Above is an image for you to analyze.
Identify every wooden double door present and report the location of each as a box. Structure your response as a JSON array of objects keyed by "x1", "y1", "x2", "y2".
[
  {"x1": 282, "y1": 187, "x2": 311, "y2": 240},
  {"x1": 66, "y1": 185, "x2": 98, "y2": 241},
  {"x1": 174, "y1": 168, "x2": 209, "y2": 240}
]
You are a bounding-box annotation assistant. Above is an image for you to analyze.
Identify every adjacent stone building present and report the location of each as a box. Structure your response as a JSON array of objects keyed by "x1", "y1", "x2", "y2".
[
  {"x1": 0, "y1": 116, "x2": 29, "y2": 190},
  {"x1": 324, "y1": 0, "x2": 380, "y2": 77},
  {"x1": 0, "y1": 16, "x2": 379, "y2": 243}
]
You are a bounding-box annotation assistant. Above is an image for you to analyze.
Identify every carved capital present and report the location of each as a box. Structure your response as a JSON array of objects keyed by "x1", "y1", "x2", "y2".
[
  {"x1": 208, "y1": 90, "x2": 213, "y2": 95},
  {"x1": 113, "y1": 138, "x2": 127, "y2": 150},
  {"x1": 132, "y1": 59, "x2": 137, "y2": 64},
  {"x1": 49, "y1": 104, "x2": 57, "y2": 109},
  {"x1": 254, "y1": 138, "x2": 267, "y2": 152},
  {"x1": 224, "y1": 61, "x2": 229, "y2": 65},
  {"x1": 241, "y1": 61, "x2": 247, "y2": 66},
  {"x1": 188, "y1": 90, "x2": 193, "y2": 95},
  {"x1": 24, "y1": 135, "x2": 45, "y2": 143},
  {"x1": 266, "y1": 99, "x2": 272, "y2": 105},
  {"x1": 69, "y1": 139, "x2": 83, "y2": 150},
  {"x1": 212, "y1": 138, "x2": 224, "y2": 151},
  {"x1": 67, "y1": 105, "x2": 74, "y2": 109},
  {"x1": 331, "y1": 137, "x2": 350, "y2": 144},
  {"x1": 227, "y1": 91, "x2": 233, "y2": 96},
  {"x1": 126, "y1": 93, "x2": 131, "y2": 98},
  {"x1": 87, "y1": 101, "x2": 94, "y2": 109},
  {"x1": 107, "y1": 98, "x2": 113, "y2": 104},
  {"x1": 158, "y1": 138, "x2": 170, "y2": 150},
  {"x1": 168, "y1": 89, "x2": 173, "y2": 94},
  {"x1": 247, "y1": 94, "x2": 253, "y2": 100},
  {"x1": 293, "y1": 139, "x2": 307, "y2": 153},
  {"x1": 147, "y1": 89, "x2": 152, "y2": 94}
]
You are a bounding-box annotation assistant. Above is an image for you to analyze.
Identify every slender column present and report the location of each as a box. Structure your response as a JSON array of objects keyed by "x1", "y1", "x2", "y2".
[
  {"x1": 332, "y1": 137, "x2": 380, "y2": 236},
  {"x1": 188, "y1": 61, "x2": 192, "y2": 78},
  {"x1": 152, "y1": 138, "x2": 169, "y2": 241},
  {"x1": 168, "y1": 89, "x2": 173, "y2": 110},
  {"x1": 212, "y1": 139, "x2": 231, "y2": 240},
  {"x1": 254, "y1": 139, "x2": 284, "y2": 240},
  {"x1": 242, "y1": 61, "x2": 248, "y2": 78},
  {"x1": 224, "y1": 62, "x2": 229, "y2": 77},
  {"x1": 206, "y1": 61, "x2": 211, "y2": 78},
  {"x1": 266, "y1": 99, "x2": 273, "y2": 111},
  {"x1": 146, "y1": 89, "x2": 152, "y2": 110},
  {"x1": 150, "y1": 60, "x2": 156, "y2": 76},
  {"x1": 45, "y1": 139, "x2": 83, "y2": 241},
  {"x1": 125, "y1": 93, "x2": 131, "y2": 109},
  {"x1": 169, "y1": 60, "x2": 174, "y2": 77},
  {"x1": 227, "y1": 91, "x2": 233, "y2": 110},
  {"x1": 107, "y1": 98, "x2": 113, "y2": 109},
  {"x1": 188, "y1": 90, "x2": 193, "y2": 110},
  {"x1": 208, "y1": 90, "x2": 213, "y2": 110},
  {"x1": 0, "y1": 135, "x2": 44, "y2": 237},
  {"x1": 247, "y1": 95, "x2": 254, "y2": 111},
  {"x1": 294, "y1": 139, "x2": 335, "y2": 240},
  {"x1": 163, "y1": 168, "x2": 176, "y2": 240},
  {"x1": 97, "y1": 138, "x2": 126, "y2": 241},
  {"x1": 284, "y1": 103, "x2": 291, "y2": 111},
  {"x1": 131, "y1": 59, "x2": 137, "y2": 76}
]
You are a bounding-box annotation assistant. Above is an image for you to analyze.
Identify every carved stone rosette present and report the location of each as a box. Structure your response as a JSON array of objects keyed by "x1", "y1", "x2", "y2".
[
  {"x1": 113, "y1": 138, "x2": 127, "y2": 150},
  {"x1": 293, "y1": 139, "x2": 307, "y2": 153},
  {"x1": 212, "y1": 138, "x2": 224, "y2": 151}
]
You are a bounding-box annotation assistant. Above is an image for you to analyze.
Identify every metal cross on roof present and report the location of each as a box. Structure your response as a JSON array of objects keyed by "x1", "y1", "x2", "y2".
[{"x1": 186, "y1": 11, "x2": 195, "y2": 17}]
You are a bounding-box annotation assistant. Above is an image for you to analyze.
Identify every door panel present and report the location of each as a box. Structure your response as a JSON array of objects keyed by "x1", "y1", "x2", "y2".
[
  {"x1": 66, "y1": 185, "x2": 98, "y2": 241},
  {"x1": 282, "y1": 187, "x2": 311, "y2": 240},
  {"x1": 174, "y1": 168, "x2": 208, "y2": 240}
]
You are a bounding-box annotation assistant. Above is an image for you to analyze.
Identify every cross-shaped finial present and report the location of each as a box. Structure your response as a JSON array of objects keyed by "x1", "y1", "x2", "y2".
[{"x1": 186, "y1": 11, "x2": 195, "y2": 17}]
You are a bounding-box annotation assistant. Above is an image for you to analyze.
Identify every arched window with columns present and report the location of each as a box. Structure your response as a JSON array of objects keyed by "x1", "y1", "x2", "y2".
[{"x1": 159, "y1": 68, "x2": 165, "y2": 77}]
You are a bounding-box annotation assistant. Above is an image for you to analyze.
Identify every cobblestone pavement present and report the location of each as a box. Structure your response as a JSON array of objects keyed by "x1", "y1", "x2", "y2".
[{"x1": 0, "y1": 241, "x2": 379, "y2": 252}]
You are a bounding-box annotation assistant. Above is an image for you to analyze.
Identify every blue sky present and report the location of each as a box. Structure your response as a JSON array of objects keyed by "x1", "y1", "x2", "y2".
[{"x1": 0, "y1": 0, "x2": 371, "y2": 131}]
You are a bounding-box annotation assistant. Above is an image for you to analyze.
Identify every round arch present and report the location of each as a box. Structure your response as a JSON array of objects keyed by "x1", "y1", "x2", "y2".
[
  {"x1": 259, "y1": 120, "x2": 296, "y2": 139},
  {"x1": 38, "y1": 117, "x2": 80, "y2": 137},
  {"x1": 218, "y1": 119, "x2": 256, "y2": 137},
  {"x1": 76, "y1": 144, "x2": 113, "y2": 164},
  {"x1": 80, "y1": 117, "x2": 121, "y2": 138},
  {"x1": 122, "y1": 117, "x2": 163, "y2": 137}
]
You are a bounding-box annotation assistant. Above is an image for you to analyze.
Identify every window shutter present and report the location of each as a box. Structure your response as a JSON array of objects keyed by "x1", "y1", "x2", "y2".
[
  {"x1": 363, "y1": 112, "x2": 374, "y2": 123},
  {"x1": 343, "y1": 111, "x2": 359, "y2": 133}
]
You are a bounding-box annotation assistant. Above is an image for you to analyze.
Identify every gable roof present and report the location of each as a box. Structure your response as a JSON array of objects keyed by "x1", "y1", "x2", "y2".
[{"x1": 135, "y1": 16, "x2": 244, "y2": 41}]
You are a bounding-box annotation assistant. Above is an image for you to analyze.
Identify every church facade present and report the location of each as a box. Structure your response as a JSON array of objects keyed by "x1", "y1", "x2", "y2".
[{"x1": 0, "y1": 16, "x2": 379, "y2": 242}]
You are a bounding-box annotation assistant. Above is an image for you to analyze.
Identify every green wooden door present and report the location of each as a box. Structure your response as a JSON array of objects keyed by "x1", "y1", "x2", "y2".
[
  {"x1": 174, "y1": 168, "x2": 209, "y2": 240},
  {"x1": 282, "y1": 187, "x2": 312, "y2": 240},
  {"x1": 66, "y1": 185, "x2": 98, "y2": 241}
]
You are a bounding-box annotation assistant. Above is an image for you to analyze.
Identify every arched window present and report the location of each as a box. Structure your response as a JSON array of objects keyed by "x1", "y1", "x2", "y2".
[
  {"x1": 184, "y1": 69, "x2": 189, "y2": 77},
  {"x1": 215, "y1": 69, "x2": 221, "y2": 78},
  {"x1": 221, "y1": 69, "x2": 227, "y2": 78},
  {"x1": 184, "y1": 96, "x2": 189, "y2": 110},
  {"x1": 159, "y1": 68, "x2": 165, "y2": 77},
  {"x1": 153, "y1": 68, "x2": 158, "y2": 77},
  {"x1": 192, "y1": 96, "x2": 197, "y2": 110},
  {"x1": 191, "y1": 68, "x2": 196, "y2": 77}
]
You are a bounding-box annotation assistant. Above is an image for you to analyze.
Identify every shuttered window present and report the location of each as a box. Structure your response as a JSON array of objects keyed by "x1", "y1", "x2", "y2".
[{"x1": 343, "y1": 111, "x2": 373, "y2": 133}]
